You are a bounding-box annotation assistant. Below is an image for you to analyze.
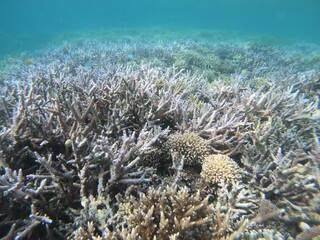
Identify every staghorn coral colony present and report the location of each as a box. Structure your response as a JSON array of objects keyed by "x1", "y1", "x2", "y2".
[{"x1": 0, "y1": 38, "x2": 320, "y2": 240}]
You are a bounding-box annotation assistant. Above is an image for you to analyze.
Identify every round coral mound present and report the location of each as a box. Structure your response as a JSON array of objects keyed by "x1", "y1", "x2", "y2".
[
  {"x1": 164, "y1": 133, "x2": 208, "y2": 166},
  {"x1": 201, "y1": 154, "x2": 240, "y2": 185}
]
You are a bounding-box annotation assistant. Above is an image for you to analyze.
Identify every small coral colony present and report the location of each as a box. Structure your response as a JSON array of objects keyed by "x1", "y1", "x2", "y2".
[{"x1": 0, "y1": 38, "x2": 320, "y2": 239}]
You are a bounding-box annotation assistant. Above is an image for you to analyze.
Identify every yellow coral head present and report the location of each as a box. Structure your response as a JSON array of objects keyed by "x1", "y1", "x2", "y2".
[{"x1": 201, "y1": 154, "x2": 240, "y2": 185}]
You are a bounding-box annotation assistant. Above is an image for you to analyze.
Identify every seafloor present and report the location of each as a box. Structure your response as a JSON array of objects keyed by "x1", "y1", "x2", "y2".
[{"x1": 0, "y1": 31, "x2": 320, "y2": 240}]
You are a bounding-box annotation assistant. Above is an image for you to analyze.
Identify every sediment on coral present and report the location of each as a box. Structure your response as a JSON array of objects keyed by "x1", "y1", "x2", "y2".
[{"x1": 0, "y1": 39, "x2": 319, "y2": 239}]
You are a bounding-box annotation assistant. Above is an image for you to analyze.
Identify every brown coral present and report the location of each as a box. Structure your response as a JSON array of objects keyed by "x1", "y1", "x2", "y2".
[
  {"x1": 201, "y1": 154, "x2": 240, "y2": 185},
  {"x1": 164, "y1": 133, "x2": 208, "y2": 166},
  {"x1": 113, "y1": 185, "x2": 213, "y2": 240}
]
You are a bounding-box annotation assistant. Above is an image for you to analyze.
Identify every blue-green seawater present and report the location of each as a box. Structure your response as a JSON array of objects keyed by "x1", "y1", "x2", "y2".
[{"x1": 1, "y1": 0, "x2": 320, "y2": 58}]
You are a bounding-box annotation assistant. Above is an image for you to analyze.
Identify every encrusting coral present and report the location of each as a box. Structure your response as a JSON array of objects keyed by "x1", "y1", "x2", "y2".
[{"x1": 200, "y1": 154, "x2": 240, "y2": 185}]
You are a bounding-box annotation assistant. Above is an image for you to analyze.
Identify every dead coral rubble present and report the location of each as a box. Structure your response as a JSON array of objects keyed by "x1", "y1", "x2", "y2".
[{"x1": 0, "y1": 40, "x2": 320, "y2": 239}]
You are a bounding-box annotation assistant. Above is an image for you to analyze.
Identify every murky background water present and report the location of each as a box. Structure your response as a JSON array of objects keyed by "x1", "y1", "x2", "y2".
[{"x1": 1, "y1": 0, "x2": 320, "y2": 57}]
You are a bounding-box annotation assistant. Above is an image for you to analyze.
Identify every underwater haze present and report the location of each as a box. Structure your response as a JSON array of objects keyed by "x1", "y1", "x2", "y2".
[
  {"x1": 1, "y1": 0, "x2": 320, "y2": 57},
  {"x1": 1, "y1": 0, "x2": 320, "y2": 239}
]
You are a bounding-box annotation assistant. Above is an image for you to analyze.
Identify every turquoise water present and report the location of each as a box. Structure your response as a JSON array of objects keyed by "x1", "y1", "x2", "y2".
[
  {"x1": 1, "y1": 0, "x2": 320, "y2": 57},
  {"x1": 1, "y1": 1, "x2": 320, "y2": 239}
]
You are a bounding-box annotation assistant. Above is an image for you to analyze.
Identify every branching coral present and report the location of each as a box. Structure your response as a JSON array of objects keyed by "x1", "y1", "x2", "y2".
[
  {"x1": 0, "y1": 39, "x2": 319, "y2": 239},
  {"x1": 210, "y1": 182, "x2": 259, "y2": 239},
  {"x1": 296, "y1": 222, "x2": 320, "y2": 240},
  {"x1": 112, "y1": 185, "x2": 213, "y2": 240}
]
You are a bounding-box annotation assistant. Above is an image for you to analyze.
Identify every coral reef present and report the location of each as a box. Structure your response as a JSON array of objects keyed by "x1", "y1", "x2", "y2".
[
  {"x1": 296, "y1": 222, "x2": 320, "y2": 240},
  {"x1": 0, "y1": 39, "x2": 319, "y2": 239},
  {"x1": 163, "y1": 132, "x2": 208, "y2": 166},
  {"x1": 200, "y1": 154, "x2": 240, "y2": 185},
  {"x1": 112, "y1": 185, "x2": 213, "y2": 240}
]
